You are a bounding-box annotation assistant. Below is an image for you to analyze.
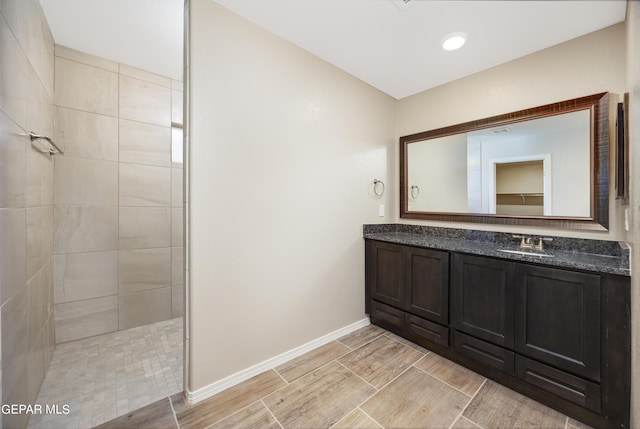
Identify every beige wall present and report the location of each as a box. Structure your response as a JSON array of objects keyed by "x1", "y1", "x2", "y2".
[
  {"x1": 625, "y1": 1, "x2": 640, "y2": 427},
  {"x1": 187, "y1": 0, "x2": 395, "y2": 392},
  {"x1": 0, "y1": 1, "x2": 56, "y2": 427},
  {"x1": 52, "y1": 46, "x2": 184, "y2": 343},
  {"x1": 396, "y1": 23, "x2": 627, "y2": 240},
  {"x1": 186, "y1": 1, "x2": 637, "y2": 420}
]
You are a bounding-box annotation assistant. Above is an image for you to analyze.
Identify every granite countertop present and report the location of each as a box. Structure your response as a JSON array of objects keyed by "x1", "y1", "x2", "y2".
[{"x1": 363, "y1": 224, "x2": 630, "y2": 277}]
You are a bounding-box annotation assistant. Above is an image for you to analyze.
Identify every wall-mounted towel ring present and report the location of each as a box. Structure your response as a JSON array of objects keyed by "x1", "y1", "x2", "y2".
[
  {"x1": 410, "y1": 185, "x2": 420, "y2": 200},
  {"x1": 373, "y1": 179, "x2": 385, "y2": 197},
  {"x1": 28, "y1": 131, "x2": 64, "y2": 155}
]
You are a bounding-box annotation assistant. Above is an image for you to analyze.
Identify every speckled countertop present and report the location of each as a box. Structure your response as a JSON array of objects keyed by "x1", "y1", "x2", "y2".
[{"x1": 363, "y1": 224, "x2": 630, "y2": 277}]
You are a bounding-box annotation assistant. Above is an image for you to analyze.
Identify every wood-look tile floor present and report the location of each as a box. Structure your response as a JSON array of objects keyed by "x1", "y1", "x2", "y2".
[{"x1": 94, "y1": 325, "x2": 593, "y2": 429}]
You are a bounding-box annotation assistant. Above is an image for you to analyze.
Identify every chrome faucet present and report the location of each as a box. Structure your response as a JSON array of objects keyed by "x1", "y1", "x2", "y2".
[{"x1": 512, "y1": 235, "x2": 553, "y2": 251}]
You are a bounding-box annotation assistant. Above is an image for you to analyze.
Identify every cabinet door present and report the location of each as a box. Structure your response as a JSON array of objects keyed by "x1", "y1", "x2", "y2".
[
  {"x1": 515, "y1": 265, "x2": 601, "y2": 381},
  {"x1": 369, "y1": 242, "x2": 404, "y2": 308},
  {"x1": 452, "y1": 254, "x2": 515, "y2": 349},
  {"x1": 404, "y1": 247, "x2": 449, "y2": 325}
]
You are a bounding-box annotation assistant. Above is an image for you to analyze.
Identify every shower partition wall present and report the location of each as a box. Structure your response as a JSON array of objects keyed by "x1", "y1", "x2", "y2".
[
  {"x1": 52, "y1": 45, "x2": 184, "y2": 343},
  {"x1": 0, "y1": 1, "x2": 56, "y2": 428}
]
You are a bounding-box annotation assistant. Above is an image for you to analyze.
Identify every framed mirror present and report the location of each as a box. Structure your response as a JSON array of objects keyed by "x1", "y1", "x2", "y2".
[{"x1": 400, "y1": 93, "x2": 609, "y2": 230}]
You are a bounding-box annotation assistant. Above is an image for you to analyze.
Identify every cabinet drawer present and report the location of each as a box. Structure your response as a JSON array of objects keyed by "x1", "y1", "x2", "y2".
[
  {"x1": 370, "y1": 300, "x2": 404, "y2": 335},
  {"x1": 406, "y1": 314, "x2": 449, "y2": 347},
  {"x1": 454, "y1": 331, "x2": 514, "y2": 375},
  {"x1": 516, "y1": 355, "x2": 601, "y2": 413}
]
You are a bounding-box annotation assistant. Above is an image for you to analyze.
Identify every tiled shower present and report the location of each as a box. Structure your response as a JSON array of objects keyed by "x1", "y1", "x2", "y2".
[
  {"x1": 0, "y1": 1, "x2": 184, "y2": 428},
  {"x1": 52, "y1": 45, "x2": 184, "y2": 343}
]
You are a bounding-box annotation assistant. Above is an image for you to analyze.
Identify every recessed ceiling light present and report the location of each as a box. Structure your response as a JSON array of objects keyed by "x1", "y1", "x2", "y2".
[{"x1": 442, "y1": 32, "x2": 467, "y2": 51}]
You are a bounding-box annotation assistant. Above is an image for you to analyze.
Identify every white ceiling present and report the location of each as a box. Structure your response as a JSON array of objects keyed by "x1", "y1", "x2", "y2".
[
  {"x1": 40, "y1": 0, "x2": 626, "y2": 99},
  {"x1": 39, "y1": 0, "x2": 184, "y2": 81}
]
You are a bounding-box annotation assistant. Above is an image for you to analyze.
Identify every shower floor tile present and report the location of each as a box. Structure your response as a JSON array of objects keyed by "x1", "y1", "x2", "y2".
[{"x1": 27, "y1": 318, "x2": 183, "y2": 429}]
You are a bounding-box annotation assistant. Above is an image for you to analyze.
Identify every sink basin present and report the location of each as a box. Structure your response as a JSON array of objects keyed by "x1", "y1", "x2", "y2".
[{"x1": 497, "y1": 249, "x2": 554, "y2": 258}]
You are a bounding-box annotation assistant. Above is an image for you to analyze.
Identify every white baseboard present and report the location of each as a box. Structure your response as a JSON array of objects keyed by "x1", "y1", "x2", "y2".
[{"x1": 185, "y1": 317, "x2": 370, "y2": 404}]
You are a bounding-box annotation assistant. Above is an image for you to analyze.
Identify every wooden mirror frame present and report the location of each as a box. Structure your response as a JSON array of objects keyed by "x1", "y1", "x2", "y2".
[{"x1": 400, "y1": 92, "x2": 609, "y2": 230}]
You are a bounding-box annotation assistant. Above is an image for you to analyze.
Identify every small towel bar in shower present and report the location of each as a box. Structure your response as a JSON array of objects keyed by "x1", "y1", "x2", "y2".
[{"x1": 29, "y1": 131, "x2": 64, "y2": 155}]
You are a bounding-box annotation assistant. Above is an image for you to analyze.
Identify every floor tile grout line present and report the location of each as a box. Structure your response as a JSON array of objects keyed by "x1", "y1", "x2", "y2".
[
  {"x1": 197, "y1": 399, "x2": 270, "y2": 429},
  {"x1": 454, "y1": 377, "x2": 488, "y2": 429},
  {"x1": 337, "y1": 330, "x2": 387, "y2": 351},
  {"x1": 354, "y1": 348, "x2": 427, "y2": 394},
  {"x1": 411, "y1": 360, "x2": 481, "y2": 399},
  {"x1": 346, "y1": 355, "x2": 421, "y2": 415},
  {"x1": 357, "y1": 406, "x2": 385, "y2": 429},
  {"x1": 383, "y1": 331, "x2": 432, "y2": 354},
  {"x1": 450, "y1": 415, "x2": 483, "y2": 429},
  {"x1": 272, "y1": 367, "x2": 291, "y2": 386},
  {"x1": 335, "y1": 338, "x2": 355, "y2": 351},
  {"x1": 334, "y1": 360, "x2": 379, "y2": 392},
  {"x1": 260, "y1": 399, "x2": 285, "y2": 429},
  {"x1": 168, "y1": 395, "x2": 180, "y2": 429},
  {"x1": 274, "y1": 341, "x2": 355, "y2": 384}
]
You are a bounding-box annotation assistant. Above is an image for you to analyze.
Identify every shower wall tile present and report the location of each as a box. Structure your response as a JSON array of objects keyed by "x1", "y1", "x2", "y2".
[
  {"x1": 119, "y1": 119, "x2": 171, "y2": 167},
  {"x1": 0, "y1": 111, "x2": 26, "y2": 208},
  {"x1": 23, "y1": 0, "x2": 54, "y2": 98},
  {"x1": 0, "y1": 13, "x2": 29, "y2": 129},
  {"x1": 119, "y1": 207, "x2": 171, "y2": 250},
  {"x1": 26, "y1": 325, "x2": 45, "y2": 405},
  {"x1": 26, "y1": 206, "x2": 53, "y2": 279},
  {"x1": 119, "y1": 248, "x2": 171, "y2": 294},
  {"x1": 2, "y1": 0, "x2": 55, "y2": 417},
  {"x1": 54, "y1": 206, "x2": 118, "y2": 254},
  {"x1": 53, "y1": 251, "x2": 118, "y2": 304},
  {"x1": 171, "y1": 168, "x2": 183, "y2": 208},
  {"x1": 51, "y1": 47, "x2": 182, "y2": 340},
  {"x1": 54, "y1": 107, "x2": 118, "y2": 161},
  {"x1": 54, "y1": 295, "x2": 118, "y2": 343},
  {"x1": 172, "y1": 208, "x2": 183, "y2": 246},
  {"x1": 119, "y1": 163, "x2": 171, "y2": 207},
  {"x1": 54, "y1": 57, "x2": 118, "y2": 116},
  {"x1": 0, "y1": 208, "x2": 26, "y2": 306},
  {"x1": 27, "y1": 262, "x2": 51, "y2": 351},
  {"x1": 119, "y1": 287, "x2": 171, "y2": 330},
  {"x1": 0, "y1": 0, "x2": 29, "y2": 51},
  {"x1": 120, "y1": 63, "x2": 171, "y2": 88},
  {"x1": 55, "y1": 45, "x2": 118, "y2": 73},
  {"x1": 1, "y1": 286, "x2": 28, "y2": 402},
  {"x1": 172, "y1": 285, "x2": 184, "y2": 318},
  {"x1": 172, "y1": 247, "x2": 184, "y2": 286},
  {"x1": 26, "y1": 60, "x2": 54, "y2": 138},
  {"x1": 119, "y1": 75, "x2": 171, "y2": 126},
  {"x1": 26, "y1": 147, "x2": 54, "y2": 207},
  {"x1": 54, "y1": 157, "x2": 118, "y2": 206}
]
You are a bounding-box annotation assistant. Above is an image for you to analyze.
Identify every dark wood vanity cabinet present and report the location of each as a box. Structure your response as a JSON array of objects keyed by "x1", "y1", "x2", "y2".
[
  {"x1": 365, "y1": 239, "x2": 630, "y2": 428},
  {"x1": 366, "y1": 240, "x2": 449, "y2": 346}
]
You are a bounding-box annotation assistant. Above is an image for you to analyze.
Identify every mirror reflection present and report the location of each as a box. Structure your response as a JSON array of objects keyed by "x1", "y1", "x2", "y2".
[
  {"x1": 400, "y1": 92, "x2": 609, "y2": 230},
  {"x1": 407, "y1": 109, "x2": 591, "y2": 217}
]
